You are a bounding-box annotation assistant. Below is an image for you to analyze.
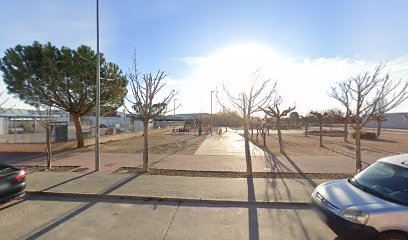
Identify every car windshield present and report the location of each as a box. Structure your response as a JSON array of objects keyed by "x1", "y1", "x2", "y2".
[{"x1": 351, "y1": 162, "x2": 408, "y2": 205}]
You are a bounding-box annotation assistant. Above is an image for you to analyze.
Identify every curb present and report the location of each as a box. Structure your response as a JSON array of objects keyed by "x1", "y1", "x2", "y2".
[{"x1": 25, "y1": 190, "x2": 312, "y2": 207}]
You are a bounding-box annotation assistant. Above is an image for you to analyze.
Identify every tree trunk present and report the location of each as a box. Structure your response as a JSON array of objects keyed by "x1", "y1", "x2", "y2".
[
  {"x1": 277, "y1": 118, "x2": 285, "y2": 154},
  {"x1": 355, "y1": 120, "x2": 362, "y2": 173},
  {"x1": 304, "y1": 123, "x2": 308, "y2": 137},
  {"x1": 343, "y1": 117, "x2": 348, "y2": 142},
  {"x1": 243, "y1": 118, "x2": 252, "y2": 176},
  {"x1": 143, "y1": 121, "x2": 149, "y2": 171},
  {"x1": 256, "y1": 129, "x2": 259, "y2": 143},
  {"x1": 46, "y1": 126, "x2": 52, "y2": 170},
  {"x1": 319, "y1": 119, "x2": 323, "y2": 147},
  {"x1": 376, "y1": 120, "x2": 382, "y2": 138},
  {"x1": 198, "y1": 121, "x2": 202, "y2": 136},
  {"x1": 251, "y1": 129, "x2": 253, "y2": 139},
  {"x1": 267, "y1": 126, "x2": 270, "y2": 136},
  {"x1": 263, "y1": 133, "x2": 266, "y2": 147},
  {"x1": 72, "y1": 114, "x2": 84, "y2": 148}
]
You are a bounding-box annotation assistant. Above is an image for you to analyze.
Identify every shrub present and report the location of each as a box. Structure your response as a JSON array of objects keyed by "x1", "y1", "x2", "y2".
[{"x1": 350, "y1": 131, "x2": 377, "y2": 139}]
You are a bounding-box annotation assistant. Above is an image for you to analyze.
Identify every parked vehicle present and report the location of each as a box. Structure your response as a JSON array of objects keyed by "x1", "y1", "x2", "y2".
[
  {"x1": 312, "y1": 154, "x2": 408, "y2": 240},
  {"x1": 105, "y1": 127, "x2": 128, "y2": 135},
  {"x1": 0, "y1": 163, "x2": 26, "y2": 203},
  {"x1": 8, "y1": 126, "x2": 24, "y2": 134}
]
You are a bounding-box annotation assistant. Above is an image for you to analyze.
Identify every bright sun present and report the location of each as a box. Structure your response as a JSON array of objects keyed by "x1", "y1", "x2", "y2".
[{"x1": 188, "y1": 43, "x2": 288, "y2": 92}]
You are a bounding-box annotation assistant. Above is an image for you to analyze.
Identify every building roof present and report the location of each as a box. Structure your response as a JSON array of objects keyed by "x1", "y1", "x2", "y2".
[{"x1": 0, "y1": 108, "x2": 68, "y2": 118}]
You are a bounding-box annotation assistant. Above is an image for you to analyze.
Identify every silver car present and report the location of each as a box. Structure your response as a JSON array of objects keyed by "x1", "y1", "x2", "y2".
[{"x1": 312, "y1": 154, "x2": 408, "y2": 240}]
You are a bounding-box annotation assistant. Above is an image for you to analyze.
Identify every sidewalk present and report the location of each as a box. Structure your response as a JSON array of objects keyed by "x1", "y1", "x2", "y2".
[
  {"x1": 4, "y1": 150, "x2": 373, "y2": 174},
  {"x1": 25, "y1": 171, "x2": 333, "y2": 204},
  {"x1": 195, "y1": 130, "x2": 265, "y2": 157},
  {"x1": 1, "y1": 129, "x2": 378, "y2": 174}
]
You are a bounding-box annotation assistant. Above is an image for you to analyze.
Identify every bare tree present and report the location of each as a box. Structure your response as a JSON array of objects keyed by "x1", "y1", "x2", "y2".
[
  {"x1": 217, "y1": 72, "x2": 276, "y2": 176},
  {"x1": 191, "y1": 114, "x2": 208, "y2": 136},
  {"x1": 310, "y1": 110, "x2": 329, "y2": 147},
  {"x1": 259, "y1": 116, "x2": 269, "y2": 147},
  {"x1": 265, "y1": 115, "x2": 274, "y2": 135},
  {"x1": 370, "y1": 98, "x2": 388, "y2": 138},
  {"x1": 329, "y1": 81, "x2": 352, "y2": 142},
  {"x1": 300, "y1": 115, "x2": 313, "y2": 137},
  {"x1": 330, "y1": 63, "x2": 408, "y2": 172},
  {"x1": 328, "y1": 108, "x2": 348, "y2": 137},
  {"x1": 254, "y1": 117, "x2": 263, "y2": 143},
  {"x1": 125, "y1": 53, "x2": 177, "y2": 171},
  {"x1": 36, "y1": 105, "x2": 54, "y2": 170},
  {"x1": 249, "y1": 117, "x2": 257, "y2": 140},
  {"x1": 259, "y1": 94, "x2": 295, "y2": 154}
]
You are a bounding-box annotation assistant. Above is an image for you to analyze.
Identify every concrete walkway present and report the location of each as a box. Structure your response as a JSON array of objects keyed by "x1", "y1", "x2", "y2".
[
  {"x1": 25, "y1": 171, "x2": 331, "y2": 204},
  {"x1": 1, "y1": 196, "x2": 336, "y2": 240},
  {"x1": 194, "y1": 130, "x2": 265, "y2": 157}
]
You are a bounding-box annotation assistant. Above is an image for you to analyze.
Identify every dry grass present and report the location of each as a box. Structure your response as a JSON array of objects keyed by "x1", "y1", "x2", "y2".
[
  {"x1": 91, "y1": 130, "x2": 207, "y2": 155},
  {"x1": 256, "y1": 132, "x2": 407, "y2": 159}
]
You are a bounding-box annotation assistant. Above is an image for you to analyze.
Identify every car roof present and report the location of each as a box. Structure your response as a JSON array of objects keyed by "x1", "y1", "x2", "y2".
[{"x1": 377, "y1": 154, "x2": 408, "y2": 169}]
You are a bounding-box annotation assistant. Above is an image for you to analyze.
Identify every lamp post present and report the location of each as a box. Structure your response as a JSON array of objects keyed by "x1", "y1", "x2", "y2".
[
  {"x1": 122, "y1": 109, "x2": 126, "y2": 127},
  {"x1": 173, "y1": 99, "x2": 177, "y2": 119},
  {"x1": 95, "y1": 0, "x2": 101, "y2": 171},
  {"x1": 173, "y1": 98, "x2": 177, "y2": 129},
  {"x1": 211, "y1": 90, "x2": 215, "y2": 136}
]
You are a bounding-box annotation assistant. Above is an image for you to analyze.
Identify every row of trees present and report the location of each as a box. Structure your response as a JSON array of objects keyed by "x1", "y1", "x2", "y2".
[
  {"x1": 218, "y1": 63, "x2": 407, "y2": 175},
  {"x1": 247, "y1": 108, "x2": 350, "y2": 150},
  {"x1": 329, "y1": 63, "x2": 407, "y2": 172},
  {"x1": 0, "y1": 42, "x2": 177, "y2": 171},
  {"x1": 1, "y1": 42, "x2": 407, "y2": 174}
]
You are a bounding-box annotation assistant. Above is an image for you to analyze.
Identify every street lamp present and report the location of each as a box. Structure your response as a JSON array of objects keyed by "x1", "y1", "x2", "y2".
[
  {"x1": 95, "y1": 0, "x2": 101, "y2": 171},
  {"x1": 173, "y1": 99, "x2": 177, "y2": 119},
  {"x1": 173, "y1": 98, "x2": 177, "y2": 129},
  {"x1": 210, "y1": 90, "x2": 216, "y2": 136}
]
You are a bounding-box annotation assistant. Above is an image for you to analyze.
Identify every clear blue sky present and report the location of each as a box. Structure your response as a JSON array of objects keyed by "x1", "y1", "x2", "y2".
[{"x1": 1, "y1": 0, "x2": 407, "y2": 113}]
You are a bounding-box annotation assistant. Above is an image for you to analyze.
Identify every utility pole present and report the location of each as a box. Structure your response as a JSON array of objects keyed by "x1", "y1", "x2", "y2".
[
  {"x1": 173, "y1": 99, "x2": 177, "y2": 118},
  {"x1": 211, "y1": 90, "x2": 215, "y2": 136},
  {"x1": 173, "y1": 98, "x2": 177, "y2": 129},
  {"x1": 95, "y1": 0, "x2": 101, "y2": 171}
]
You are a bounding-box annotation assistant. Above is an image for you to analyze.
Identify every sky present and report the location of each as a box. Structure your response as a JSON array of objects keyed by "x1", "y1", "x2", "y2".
[{"x1": 0, "y1": 0, "x2": 407, "y2": 115}]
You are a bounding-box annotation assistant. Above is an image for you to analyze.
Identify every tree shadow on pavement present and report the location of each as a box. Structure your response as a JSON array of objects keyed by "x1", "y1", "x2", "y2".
[
  {"x1": 264, "y1": 148, "x2": 317, "y2": 240},
  {"x1": 262, "y1": 147, "x2": 317, "y2": 188},
  {"x1": 262, "y1": 149, "x2": 293, "y2": 173},
  {"x1": 39, "y1": 171, "x2": 97, "y2": 192},
  {"x1": 247, "y1": 177, "x2": 259, "y2": 240},
  {"x1": 281, "y1": 153, "x2": 317, "y2": 188},
  {"x1": 264, "y1": 178, "x2": 314, "y2": 240},
  {"x1": 148, "y1": 136, "x2": 206, "y2": 168},
  {"x1": 24, "y1": 173, "x2": 143, "y2": 240}
]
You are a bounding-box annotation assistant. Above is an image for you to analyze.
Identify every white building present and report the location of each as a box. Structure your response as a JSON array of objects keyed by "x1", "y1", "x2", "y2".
[
  {"x1": 366, "y1": 112, "x2": 408, "y2": 129},
  {"x1": 0, "y1": 108, "x2": 70, "y2": 135}
]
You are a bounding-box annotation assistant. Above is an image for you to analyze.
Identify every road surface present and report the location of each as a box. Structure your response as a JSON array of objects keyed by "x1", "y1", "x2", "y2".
[{"x1": 0, "y1": 195, "x2": 337, "y2": 240}]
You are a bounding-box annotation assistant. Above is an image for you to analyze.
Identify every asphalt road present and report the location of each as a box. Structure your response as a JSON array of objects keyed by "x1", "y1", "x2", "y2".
[{"x1": 0, "y1": 195, "x2": 337, "y2": 240}]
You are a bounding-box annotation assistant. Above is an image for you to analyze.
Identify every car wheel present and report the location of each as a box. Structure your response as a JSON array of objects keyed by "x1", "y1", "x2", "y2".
[{"x1": 378, "y1": 232, "x2": 407, "y2": 240}]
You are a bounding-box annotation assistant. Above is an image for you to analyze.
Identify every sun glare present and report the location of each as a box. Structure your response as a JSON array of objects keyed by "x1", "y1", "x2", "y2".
[{"x1": 192, "y1": 43, "x2": 289, "y2": 92}]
